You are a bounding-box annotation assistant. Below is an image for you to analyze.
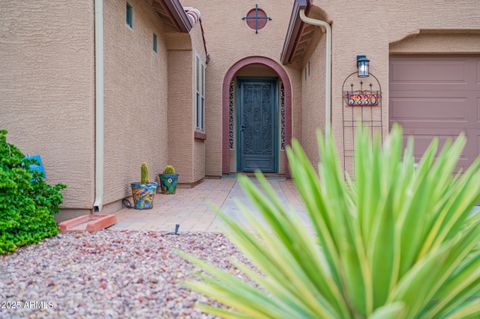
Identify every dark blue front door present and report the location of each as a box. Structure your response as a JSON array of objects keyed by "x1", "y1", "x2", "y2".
[{"x1": 237, "y1": 78, "x2": 277, "y2": 173}]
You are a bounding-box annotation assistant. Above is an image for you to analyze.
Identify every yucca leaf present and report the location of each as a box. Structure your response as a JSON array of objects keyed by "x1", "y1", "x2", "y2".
[
  {"x1": 316, "y1": 131, "x2": 372, "y2": 316},
  {"x1": 242, "y1": 175, "x2": 352, "y2": 317},
  {"x1": 179, "y1": 124, "x2": 479, "y2": 319},
  {"x1": 447, "y1": 300, "x2": 480, "y2": 319},
  {"x1": 234, "y1": 201, "x2": 339, "y2": 317},
  {"x1": 180, "y1": 253, "x2": 287, "y2": 318},
  {"x1": 397, "y1": 137, "x2": 440, "y2": 277},
  {"x1": 390, "y1": 220, "x2": 480, "y2": 318},
  {"x1": 419, "y1": 164, "x2": 480, "y2": 258},
  {"x1": 196, "y1": 304, "x2": 252, "y2": 319},
  {"x1": 287, "y1": 144, "x2": 343, "y2": 285},
  {"x1": 369, "y1": 302, "x2": 404, "y2": 319},
  {"x1": 230, "y1": 258, "x2": 317, "y2": 318},
  {"x1": 423, "y1": 254, "x2": 480, "y2": 318}
]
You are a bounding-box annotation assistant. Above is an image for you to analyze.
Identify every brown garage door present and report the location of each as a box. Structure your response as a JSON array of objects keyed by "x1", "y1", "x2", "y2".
[{"x1": 390, "y1": 55, "x2": 480, "y2": 169}]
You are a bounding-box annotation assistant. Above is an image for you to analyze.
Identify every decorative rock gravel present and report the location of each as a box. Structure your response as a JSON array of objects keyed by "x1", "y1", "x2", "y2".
[{"x1": 0, "y1": 231, "x2": 249, "y2": 319}]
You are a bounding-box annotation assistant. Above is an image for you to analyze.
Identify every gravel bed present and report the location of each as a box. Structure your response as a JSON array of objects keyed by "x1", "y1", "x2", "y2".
[{"x1": 0, "y1": 231, "x2": 249, "y2": 319}]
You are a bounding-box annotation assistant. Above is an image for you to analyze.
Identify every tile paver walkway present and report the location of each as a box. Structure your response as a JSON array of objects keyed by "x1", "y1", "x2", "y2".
[{"x1": 112, "y1": 176, "x2": 306, "y2": 233}]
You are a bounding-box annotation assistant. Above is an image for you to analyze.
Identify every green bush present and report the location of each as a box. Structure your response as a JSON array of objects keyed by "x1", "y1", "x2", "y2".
[
  {"x1": 184, "y1": 125, "x2": 480, "y2": 319},
  {"x1": 0, "y1": 130, "x2": 66, "y2": 254}
]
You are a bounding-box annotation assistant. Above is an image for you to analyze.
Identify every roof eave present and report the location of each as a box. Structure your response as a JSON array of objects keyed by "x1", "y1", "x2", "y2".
[
  {"x1": 163, "y1": 0, "x2": 193, "y2": 33},
  {"x1": 280, "y1": 0, "x2": 311, "y2": 65}
]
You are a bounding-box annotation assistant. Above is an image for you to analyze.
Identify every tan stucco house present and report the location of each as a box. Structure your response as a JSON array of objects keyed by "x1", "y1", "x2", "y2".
[{"x1": 1, "y1": 0, "x2": 479, "y2": 217}]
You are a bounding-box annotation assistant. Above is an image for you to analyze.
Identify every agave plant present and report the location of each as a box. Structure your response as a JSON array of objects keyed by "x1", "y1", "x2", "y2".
[{"x1": 183, "y1": 125, "x2": 480, "y2": 319}]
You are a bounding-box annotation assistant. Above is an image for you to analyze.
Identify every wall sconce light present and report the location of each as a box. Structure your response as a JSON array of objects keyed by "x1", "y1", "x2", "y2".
[{"x1": 356, "y1": 55, "x2": 370, "y2": 78}]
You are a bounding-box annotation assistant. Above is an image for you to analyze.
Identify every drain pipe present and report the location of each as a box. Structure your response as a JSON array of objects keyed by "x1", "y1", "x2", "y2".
[
  {"x1": 93, "y1": 0, "x2": 104, "y2": 212},
  {"x1": 299, "y1": 9, "x2": 332, "y2": 133}
]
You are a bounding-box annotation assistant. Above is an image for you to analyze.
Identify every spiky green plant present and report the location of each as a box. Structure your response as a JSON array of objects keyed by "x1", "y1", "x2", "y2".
[
  {"x1": 141, "y1": 162, "x2": 149, "y2": 184},
  {"x1": 163, "y1": 165, "x2": 176, "y2": 175},
  {"x1": 183, "y1": 124, "x2": 480, "y2": 319}
]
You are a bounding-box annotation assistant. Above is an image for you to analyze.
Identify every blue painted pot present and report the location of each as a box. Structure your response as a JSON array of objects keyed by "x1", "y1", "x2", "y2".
[
  {"x1": 130, "y1": 182, "x2": 158, "y2": 209},
  {"x1": 159, "y1": 174, "x2": 179, "y2": 194}
]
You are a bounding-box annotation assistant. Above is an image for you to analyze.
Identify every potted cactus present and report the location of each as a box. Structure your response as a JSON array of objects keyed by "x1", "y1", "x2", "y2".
[
  {"x1": 159, "y1": 165, "x2": 179, "y2": 194},
  {"x1": 130, "y1": 162, "x2": 158, "y2": 209}
]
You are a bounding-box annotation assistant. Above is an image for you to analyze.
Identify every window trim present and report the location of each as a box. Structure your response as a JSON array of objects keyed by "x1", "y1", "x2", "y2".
[
  {"x1": 126, "y1": 2, "x2": 133, "y2": 29},
  {"x1": 153, "y1": 33, "x2": 158, "y2": 53},
  {"x1": 194, "y1": 54, "x2": 206, "y2": 133}
]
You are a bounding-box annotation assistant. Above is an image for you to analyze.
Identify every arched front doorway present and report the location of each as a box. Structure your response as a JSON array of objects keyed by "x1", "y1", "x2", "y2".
[{"x1": 222, "y1": 56, "x2": 292, "y2": 175}]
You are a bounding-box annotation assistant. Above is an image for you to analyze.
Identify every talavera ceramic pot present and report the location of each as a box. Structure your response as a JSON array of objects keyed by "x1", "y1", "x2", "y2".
[
  {"x1": 130, "y1": 182, "x2": 158, "y2": 209},
  {"x1": 159, "y1": 174, "x2": 179, "y2": 194}
]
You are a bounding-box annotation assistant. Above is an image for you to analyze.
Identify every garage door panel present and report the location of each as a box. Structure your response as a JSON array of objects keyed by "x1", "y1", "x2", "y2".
[
  {"x1": 477, "y1": 98, "x2": 480, "y2": 122},
  {"x1": 390, "y1": 55, "x2": 480, "y2": 169},
  {"x1": 400, "y1": 131, "x2": 472, "y2": 168},
  {"x1": 390, "y1": 97, "x2": 469, "y2": 122},
  {"x1": 396, "y1": 126, "x2": 479, "y2": 169},
  {"x1": 390, "y1": 57, "x2": 476, "y2": 91},
  {"x1": 477, "y1": 132, "x2": 480, "y2": 161},
  {"x1": 391, "y1": 60, "x2": 467, "y2": 82},
  {"x1": 477, "y1": 60, "x2": 480, "y2": 86}
]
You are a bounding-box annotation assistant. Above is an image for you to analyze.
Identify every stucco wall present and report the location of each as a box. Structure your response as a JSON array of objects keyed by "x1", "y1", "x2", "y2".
[
  {"x1": 307, "y1": 0, "x2": 480, "y2": 170},
  {"x1": 167, "y1": 21, "x2": 207, "y2": 184},
  {"x1": 0, "y1": 0, "x2": 95, "y2": 209},
  {"x1": 191, "y1": 22, "x2": 207, "y2": 183},
  {"x1": 390, "y1": 32, "x2": 480, "y2": 54},
  {"x1": 301, "y1": 29, "x2": 326, "y2": 166},
  {"x1": 193, "y1": 139, "x2": 206, "y2": 181},
  {"x1": 103, "y1": 0, "x2": 168, "y2": 204},
  {"x1": 236, "y1": 64, "x2": 279, "y2": 77},
  {"x1": 182, "y1": 0, "x2": 300, "y2": 177},
  {"x1": 168, "y1": 50, "x2": 194, "y2": 183}
]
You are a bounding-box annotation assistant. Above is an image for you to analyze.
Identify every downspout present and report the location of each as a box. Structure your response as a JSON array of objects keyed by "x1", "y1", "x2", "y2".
[
  {"x1": 299, "y1": 9, "x2": 332, "y2": 132},
  {"x1": 93, "y1": 0, "x2": 104, "y2": 212}
]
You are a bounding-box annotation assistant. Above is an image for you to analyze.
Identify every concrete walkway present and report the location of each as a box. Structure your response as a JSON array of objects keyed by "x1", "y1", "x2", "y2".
[{"x1": 112, "y1": 176, "x2": 306, "y2": 233}]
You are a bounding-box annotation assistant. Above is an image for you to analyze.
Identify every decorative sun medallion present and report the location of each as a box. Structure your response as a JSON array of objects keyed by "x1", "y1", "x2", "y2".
[{"x1": 242, "y1": 4, "x2": 272, "y2": 33}]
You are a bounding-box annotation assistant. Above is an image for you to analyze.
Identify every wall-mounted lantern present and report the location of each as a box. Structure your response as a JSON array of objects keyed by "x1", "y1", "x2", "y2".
[{"x1": 356, "y1": 55, "x2": 370, "y2": 78}]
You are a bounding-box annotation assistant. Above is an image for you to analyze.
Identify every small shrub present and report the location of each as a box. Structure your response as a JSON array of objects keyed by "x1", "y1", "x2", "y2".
[
  {"x1": 163, "y1": 165, "x2": 176, "y2": 175},
  {"x1": 0, "y1": 130, "x2": 66, "y2": 254}
]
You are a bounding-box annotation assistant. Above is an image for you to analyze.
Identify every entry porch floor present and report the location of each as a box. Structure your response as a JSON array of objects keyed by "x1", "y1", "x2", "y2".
[{"x1": 112, "y1": 176, "x2": 307, "y2": 233}]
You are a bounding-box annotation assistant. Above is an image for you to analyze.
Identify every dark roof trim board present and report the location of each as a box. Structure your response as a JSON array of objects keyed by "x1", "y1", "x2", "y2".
[
  {"x1": 152, "y1": 1, "x2": 209, "y2": 62},
  {"x1": 280, "y1": 0, "x2": 311, "y2": 64},
  {"x1": 162, "y1": 0, "x2": 193, "y2": 33}
]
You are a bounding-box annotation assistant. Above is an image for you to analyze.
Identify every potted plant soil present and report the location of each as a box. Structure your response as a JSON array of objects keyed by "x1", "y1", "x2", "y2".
[
  {"x1": 130, "y1": 162, "x2": 158, "y2": 209},
  {"x1": 159, "y1": 165, "x2": 179, "y2": 194}
]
